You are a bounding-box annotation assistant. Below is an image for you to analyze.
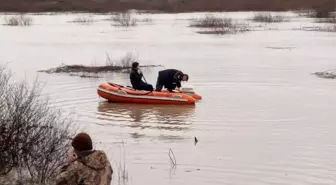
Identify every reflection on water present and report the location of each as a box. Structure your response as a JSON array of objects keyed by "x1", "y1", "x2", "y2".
[{"x1": 96, "y1": 102, "x2": 196, "y2": 131}]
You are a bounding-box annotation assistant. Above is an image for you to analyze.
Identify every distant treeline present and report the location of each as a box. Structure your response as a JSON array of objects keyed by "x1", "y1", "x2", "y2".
[{"x1": 0, "y1": 0, "x2": 335, "y2": 13}]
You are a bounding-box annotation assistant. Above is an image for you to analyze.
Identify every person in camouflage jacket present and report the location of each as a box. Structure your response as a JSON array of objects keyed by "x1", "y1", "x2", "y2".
[{"x1": 56, "y1": 133, "x2": 113, "y2": 185}]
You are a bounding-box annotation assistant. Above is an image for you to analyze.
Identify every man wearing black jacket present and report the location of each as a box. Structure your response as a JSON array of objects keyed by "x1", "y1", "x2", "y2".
[
  {"x1": 130, "y1": 62, "x2": 154, "y2": 91},
  {"x1": 155, "y1": 69, "x2": 189, "y2": 92}
]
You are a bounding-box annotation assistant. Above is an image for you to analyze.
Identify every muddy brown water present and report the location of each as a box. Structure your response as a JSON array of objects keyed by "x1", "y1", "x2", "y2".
[{"x1": 1, "y1": 12, "x2": 335, "y2": 184}]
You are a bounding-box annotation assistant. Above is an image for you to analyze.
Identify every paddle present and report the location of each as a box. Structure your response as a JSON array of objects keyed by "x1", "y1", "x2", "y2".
[{"x1": 139, "y1": 68, "x2": 148, "y2": 83}]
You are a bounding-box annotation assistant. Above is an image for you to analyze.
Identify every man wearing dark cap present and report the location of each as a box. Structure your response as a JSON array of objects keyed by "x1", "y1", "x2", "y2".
[
  {"x1": 155, "y1": 69, "x2": 189, "y2": 92},
  {"x1": 56, "y1": 132, "x2": 113, "y2": 185}
]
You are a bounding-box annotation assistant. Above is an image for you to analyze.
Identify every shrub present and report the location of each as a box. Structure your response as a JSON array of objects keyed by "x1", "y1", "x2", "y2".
[
  {"x1": 189, "y1": 14, "x2": 233, "y2": 28},
  {"x1": 190, "y1": 14, "x2": 250, "y2": 35},
  {"x1": 252, "y1": 13, "x2": 286, "y2": 23},
  {"x1": 4, "y1": 14, "x2": 33, "y2": 26},
  {"x1": 105, "y1": 52, "x2": 137, "y2": 68},
  {"x1": 0, "y1": 66, "x2": 74, "y2": 184},
  {"x1": 111, "y1": 12, "x2": 137, "y2": 27},
  {"x1": 120, "y1": 52, "x2": 138, "y2": 68}
]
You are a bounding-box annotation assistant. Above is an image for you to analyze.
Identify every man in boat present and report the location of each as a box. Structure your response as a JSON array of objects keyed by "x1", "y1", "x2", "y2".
[
  {"x1": 155, "y1": 69, "x2": 189, "y2": 92},
  {"x1": 56, "y1": 132, "x2": 113, "y2": 185},
  {"x1": 130, "y1": 62, "x2": 154, "y2": 91}
]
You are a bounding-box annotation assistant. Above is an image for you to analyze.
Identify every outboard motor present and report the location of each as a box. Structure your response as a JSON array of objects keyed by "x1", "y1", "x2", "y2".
[{"x1": 181, "y1": 85, "x2": 195, "y2": 96}]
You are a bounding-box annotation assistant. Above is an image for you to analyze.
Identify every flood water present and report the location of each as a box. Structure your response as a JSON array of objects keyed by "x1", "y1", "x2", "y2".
[{"x1": 1, "y1": 12, "x2": 335, "y2": 185}]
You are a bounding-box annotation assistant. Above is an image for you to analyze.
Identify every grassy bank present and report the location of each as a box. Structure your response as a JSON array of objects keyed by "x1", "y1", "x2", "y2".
[{"x1": 0, "y1": 0, "x2": 334, "y2": 14}]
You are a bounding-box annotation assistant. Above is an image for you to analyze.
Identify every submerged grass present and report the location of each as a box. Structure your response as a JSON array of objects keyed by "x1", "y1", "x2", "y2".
[
  {"x1": 190, "y1": 14, "x2": 251, "y2": 35},
  {"x1": 70, "y1": 16, "x2": 94, "y2": 25},
  {"x1": 299, "y1": 24, "x2": 336, "y2": 32},
  {"x1": 190, "y1": 14, "x2": 232, "y2": 28},
  {"x1": 313, "y1": 69, "x2": 336, "y2": 79},
  {"x1": 197, "y1": 24, "x2": 250, "y2": 35},
  {"x1": 116, "y1": 142, "x2": 128, "y2": 185},
  {"x1": 168, "y1": 149, "x2": 177, "y2": 167},
  {"x1": 315, "y1": 17, "x2": 336, "y2": 23},
  {"x1": 252, "y1": 13, "x2": 286, "y2": 23}
]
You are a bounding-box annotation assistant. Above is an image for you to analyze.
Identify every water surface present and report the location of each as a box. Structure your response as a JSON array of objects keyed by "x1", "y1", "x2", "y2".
[{"x1": 0, "y1": 12, "x2": 335, "y2": 185}]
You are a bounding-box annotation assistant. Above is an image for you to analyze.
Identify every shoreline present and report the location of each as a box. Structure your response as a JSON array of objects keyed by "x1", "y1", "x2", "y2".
[{"x1": 0, "y1": 0, "x2": 334, "y2": 14}]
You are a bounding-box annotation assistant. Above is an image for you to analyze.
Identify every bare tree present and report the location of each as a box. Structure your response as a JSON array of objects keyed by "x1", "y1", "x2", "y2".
[{"x1": 0, "y1": 66, "x2": 75, "y2": 184}]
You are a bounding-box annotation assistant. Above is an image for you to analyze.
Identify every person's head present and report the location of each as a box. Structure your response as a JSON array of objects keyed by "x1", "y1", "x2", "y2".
[
  {"x1": 71, "y1": 132, "x2": 93, "y2": 152},
  {"x1": 182, "y1": 74, "x2": 189, "y2": 81},
  {"x1": 132, "y1": 62, "x2": 139, "y2": 70}
]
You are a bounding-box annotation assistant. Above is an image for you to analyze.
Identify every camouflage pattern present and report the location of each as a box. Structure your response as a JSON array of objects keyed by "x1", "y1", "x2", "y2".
[{"x1": 56, "y1": 150, "x2": 113, "y2": 185}]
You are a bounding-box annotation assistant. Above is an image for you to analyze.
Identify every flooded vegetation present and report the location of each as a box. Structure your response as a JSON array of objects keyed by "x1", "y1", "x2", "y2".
[
  {"x1": 0, "y1": 0, "x2": 335, "y2": 13},
  {"x1": 111, "y1": 12, "x2": 138, "y2": 27},
  {"x1": 70, "y1": 16, "x2": 94, "y2": 25},
  {"x1": 0, "y1": 4, "x2": 335, "y2": 185},
  {"x1": 190, "y1": 14, "x2": 250, "y2": 35},
  {"x1": 3, "y1": 14, "x2": 33, "y2": 26},
  {"x1": 313, "y1": 69, "x2": 336, "y2": 79},
  {"x1": 0, "y1": 67, "x2": 74, "y2": 184},
  {"x1": 252, "y1": 13, "x2": 287, "y2": 23},
  {"x1": 38, "y1": 53, "x2": 162, "y2": 78}
]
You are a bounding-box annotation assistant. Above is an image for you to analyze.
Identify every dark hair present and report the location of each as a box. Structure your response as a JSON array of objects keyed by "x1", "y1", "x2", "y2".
[
  {"x1": 184, "y1": 74, "x2": 189, "y2": 81},
  {"x1": 132, "y1": 62, "x2": 139, "y2": 69}
]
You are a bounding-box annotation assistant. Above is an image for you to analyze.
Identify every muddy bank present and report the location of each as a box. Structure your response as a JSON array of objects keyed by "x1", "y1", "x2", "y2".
[{"x1": 0, "y1": 0, "x2": 334, "y2": 13}]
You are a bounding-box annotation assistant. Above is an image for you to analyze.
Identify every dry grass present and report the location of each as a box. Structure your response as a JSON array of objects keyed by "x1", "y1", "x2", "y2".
[
  {"x1": 3, "y1": 14, "x2": 33, "y2": 26},
  {"x1": 111, "y1": 12, "x2": 137, "y2": 27},
  {"x1": 252, "y1": 13, "x2": 286, "y2": 23}
]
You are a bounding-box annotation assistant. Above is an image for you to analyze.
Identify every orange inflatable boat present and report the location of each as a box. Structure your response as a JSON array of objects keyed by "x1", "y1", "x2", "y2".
[{"x1": 97, "y1": 82, "x2": 202, "y2": 105}]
